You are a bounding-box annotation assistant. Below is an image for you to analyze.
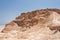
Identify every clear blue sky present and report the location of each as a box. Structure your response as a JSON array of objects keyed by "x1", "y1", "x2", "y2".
[{"x1": 0, "y1": 0, "x2": 60, "y2": 25}]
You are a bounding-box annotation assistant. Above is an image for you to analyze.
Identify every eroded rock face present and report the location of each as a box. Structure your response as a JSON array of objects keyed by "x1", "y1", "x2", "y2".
[
  {"x1": 1, "y1": 8, "x2": 60, "y2": 40},
  {"x1": 48, "y1": 12, "x2": 60, "y2": 31},
  {"x1": 1, "y1": 22, "x2": 18, "y2": 33},
  {"x1": 2, "y1": 9, "x2": 60, "y2": 33}
]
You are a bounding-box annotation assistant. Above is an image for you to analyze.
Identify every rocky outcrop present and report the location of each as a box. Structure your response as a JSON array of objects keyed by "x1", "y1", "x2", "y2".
[
  {"x1": 2, "y1": 8, "x2": 60, "y2": 33},
  {"x1": 1, "y1": 8, "x2": 60, "y2": 40}
]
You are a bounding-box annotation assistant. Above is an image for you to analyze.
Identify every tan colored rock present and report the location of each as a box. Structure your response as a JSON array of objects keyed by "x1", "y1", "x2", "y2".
[
  {"x1": 1, "y1": 22, "x2": 18, "y2": 33},
  {"x1": 0, "y1": 8, "x2": 60, "y2": 40}
]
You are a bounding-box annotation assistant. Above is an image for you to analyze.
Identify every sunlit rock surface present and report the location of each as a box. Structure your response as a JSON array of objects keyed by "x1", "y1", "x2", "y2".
[{"x1": 0, "y1": 9, "x2": 60, "y2": 40}]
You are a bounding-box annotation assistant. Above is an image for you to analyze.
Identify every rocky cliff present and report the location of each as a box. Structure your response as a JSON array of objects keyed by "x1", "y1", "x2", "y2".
[{"x1": 0, "y1": 8, "x2": 60, "y2": 40}]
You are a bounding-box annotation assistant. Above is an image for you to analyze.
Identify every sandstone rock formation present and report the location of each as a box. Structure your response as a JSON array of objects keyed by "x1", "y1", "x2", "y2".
[{"x1": 0, "y1": 8, "x2": 60, "y2": 40}]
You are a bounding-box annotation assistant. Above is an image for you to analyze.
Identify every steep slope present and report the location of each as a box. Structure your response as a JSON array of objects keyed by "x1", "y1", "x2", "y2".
[
  {"x1": 2, "y1": 8, "x2": 60, "y2": 33},
  {"x1": 0, "y1": 8, "x2": 60, "y2": 40}
]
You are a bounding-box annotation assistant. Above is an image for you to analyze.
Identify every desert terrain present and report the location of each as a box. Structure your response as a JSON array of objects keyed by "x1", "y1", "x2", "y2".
[{"x1": 0, "y1": 9, "x2": 60, "y2": 40}]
